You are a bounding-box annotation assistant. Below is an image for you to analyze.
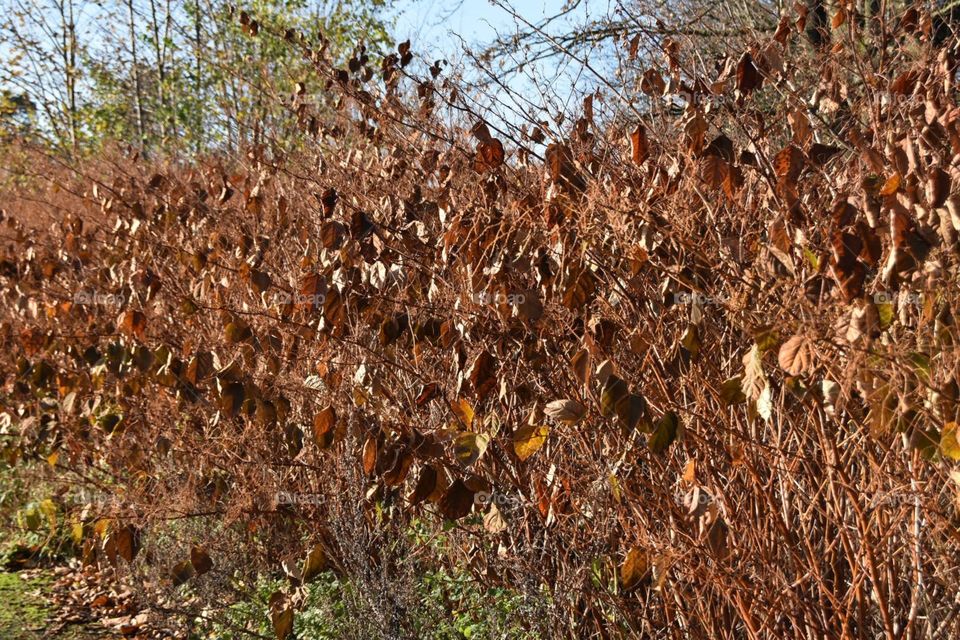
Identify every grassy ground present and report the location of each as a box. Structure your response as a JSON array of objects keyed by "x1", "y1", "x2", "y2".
[
  {"x1": 0, "y1": 571, "x2": 51, "y2": 639},
  {"x1": 0, "y1": 461, "x2": 55, "y2": 637},
  {"x1": 0, "y1": 461, "x2": 110, "y2": 639},
  {"x1": 0, "y1": 568, "x2": 114, "y2": 639},
  {"x1": 0, "y1": 570, "x2": 110, "y2": 639}
]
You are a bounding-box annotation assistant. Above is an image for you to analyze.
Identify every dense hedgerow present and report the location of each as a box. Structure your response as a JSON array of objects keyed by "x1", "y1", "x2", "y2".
[{"x1": 2, "y1": 4, "x2": 960, "y2": 639}]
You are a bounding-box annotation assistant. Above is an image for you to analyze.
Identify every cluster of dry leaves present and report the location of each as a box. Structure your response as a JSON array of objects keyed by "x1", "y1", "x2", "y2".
[
  {"x1": 24, "y1": 564, "x2": 181, "y2": 638},
  {"x1": 2, "y1": 4, "x2": 960, "y2": 638}
]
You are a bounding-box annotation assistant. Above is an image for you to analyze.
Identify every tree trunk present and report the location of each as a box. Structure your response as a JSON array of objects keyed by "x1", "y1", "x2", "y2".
[
  {"x1": 127, "y1": 0, "x2": 146, "y2": 147},
  {"x1": 149, "y1": 0, "x2": 167, "y2": 140},
  {"x1": 194, "y1": 0, "x2": 203, "y2": 152},
  {"x1": 58, "y1": 0, "x2": 79, "y2": 153}
]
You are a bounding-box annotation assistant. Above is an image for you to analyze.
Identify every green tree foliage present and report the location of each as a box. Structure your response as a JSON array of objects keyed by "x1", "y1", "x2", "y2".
[
  {"x1": 0, "y1": 89, "x2": 34, "y2": 136},
  {"x1": 0, "y1": 0, "x2": 394, "y2": 154}
]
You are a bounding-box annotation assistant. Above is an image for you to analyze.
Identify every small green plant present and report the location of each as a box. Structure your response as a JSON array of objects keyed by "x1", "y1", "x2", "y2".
[
  {"x1": 197, "y1": 561, "x2": 541, "y2": 640},
  {"x1": 0, "y1": 459, "x2": 86, "y2": 568},
  {"x1": 416, "y1": 567, "x2": 540, "y2": 640}
]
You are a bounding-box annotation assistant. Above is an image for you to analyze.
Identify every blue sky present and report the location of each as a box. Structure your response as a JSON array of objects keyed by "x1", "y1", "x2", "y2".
[
  {"x1": 389, "y1": 1, "x2": 613, "y2": 126},
  {"x1": 392, "y1": 0, "x2": 574, "y2": 59}
]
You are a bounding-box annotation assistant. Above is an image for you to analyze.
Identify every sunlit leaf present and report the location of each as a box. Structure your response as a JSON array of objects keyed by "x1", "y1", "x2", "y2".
[
  {"x1": 301, "y1": 543, "x2": 327, "y2": 582},
  {"x1": 544, "y1": 398, "x2": 586, "y2": 425},
  {"x1": 454, "y1": 431, "x2": 490, "y2": 466},
  {"x1": 620, "y1": 547, "x2": 650, "y2": 591},
  {"x1": 777, "y1": 335, "x2": 813, "y2": 376},
  {"x1": 513, "y1": 424, "x2": 548, "y2": 461},
  {"x1": 941, "y1": 422, "x2": 960, "y2": 461}
]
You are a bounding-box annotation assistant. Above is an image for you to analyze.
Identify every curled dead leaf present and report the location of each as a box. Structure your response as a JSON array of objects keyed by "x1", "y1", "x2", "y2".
[
  {"x1": 544, "y1": 398, "x2": 587, "y2": 425},
  {"x1": 190, "y1": 545, "x2": 213, "y2": 576},
  {"x1": 777, "y1": 335, "x2": 813, "y2": 376}
]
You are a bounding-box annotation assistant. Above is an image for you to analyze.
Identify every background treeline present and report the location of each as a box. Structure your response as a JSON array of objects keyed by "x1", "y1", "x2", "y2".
[
  {"x1": 0, "y1": 0, "x2": 393, "y2": 154},
  {"x1": 4, "y1": 1, "x2": 960, "y2": 157}
]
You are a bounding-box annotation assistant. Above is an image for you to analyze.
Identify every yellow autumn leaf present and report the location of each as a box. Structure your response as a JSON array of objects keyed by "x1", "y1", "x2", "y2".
[
  {"x1": 454, "y1": 431, "x2": 489, "y2": 466},
  {"x1": 451, "y1": 398, "x2": 475, "y2": 429},
  {"x1": 620, "y1": 546, "x2": 650, "y2": 591},
  {"x1": 512, "y1": 424, "x2": 548, "y2": 461},
  {"x1": 941, "y1": 422, "x2": 960, "y2": 461}
]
